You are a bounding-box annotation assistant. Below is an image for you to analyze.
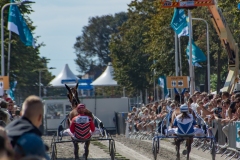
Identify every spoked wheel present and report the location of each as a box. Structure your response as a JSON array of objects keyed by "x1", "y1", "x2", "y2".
[
  {"x1": 211, "y1": 139, "x2": 216, "y2": 160},
  {"x1": 51, "y1": 142, "x2": 57, "y2": 160},
  {"x1": 50, "y1": 134, "x2": 57, "y2": 160},
  {"x1": 109, "y1": 140, "x2": 115, "y2": 160},
  {"x1": 152, "y1": 138, "x2": 158, "y2": 160}
]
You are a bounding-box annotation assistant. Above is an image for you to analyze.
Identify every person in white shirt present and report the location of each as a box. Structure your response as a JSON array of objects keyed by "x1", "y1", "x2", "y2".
[{"x1": 190, "y1": 95, "x2": 198, "y2": 112}]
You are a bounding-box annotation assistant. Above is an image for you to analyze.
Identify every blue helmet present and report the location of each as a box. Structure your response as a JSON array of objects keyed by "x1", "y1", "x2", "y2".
[{"x1": 180, "y1": 104, "x2": 189, "y2": 113}]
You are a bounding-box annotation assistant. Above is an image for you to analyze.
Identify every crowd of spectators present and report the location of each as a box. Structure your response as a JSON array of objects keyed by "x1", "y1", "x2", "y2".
[
  {"x1": 0, "y1": 93, "x2": 49, "y2": 160},
  {"x1": 127, "y1": 90, "x2": 240, "y2": 147}
]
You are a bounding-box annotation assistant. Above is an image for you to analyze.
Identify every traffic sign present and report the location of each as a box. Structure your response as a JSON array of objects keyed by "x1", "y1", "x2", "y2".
[
  {"x1": 61, "y1": 79, "x2": 78, "y2": 84},
  {"x1": 0, "y1": 76, "x2": 9, "y2": 90},
  {"x1": 167, "y1": 76, "x2": 188, "y2": 89},
  {"x1": 61, "y1": 79, "x2": 93, "y2": 90}
]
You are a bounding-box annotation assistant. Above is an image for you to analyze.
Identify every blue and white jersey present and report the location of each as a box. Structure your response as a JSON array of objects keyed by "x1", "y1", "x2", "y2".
[{"x1": 173, "y1": 114, "x2": 196, "y2": 135}]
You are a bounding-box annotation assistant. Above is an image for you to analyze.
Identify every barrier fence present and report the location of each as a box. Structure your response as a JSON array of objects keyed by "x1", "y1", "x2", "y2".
[{"x1": 125, "y1": 119, "x2": 240, "y2": 160}]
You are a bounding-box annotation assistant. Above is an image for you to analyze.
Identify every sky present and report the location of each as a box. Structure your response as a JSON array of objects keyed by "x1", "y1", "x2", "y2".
[{"x1": 28, "y1": 0, "x2": 131, "y2": 76}]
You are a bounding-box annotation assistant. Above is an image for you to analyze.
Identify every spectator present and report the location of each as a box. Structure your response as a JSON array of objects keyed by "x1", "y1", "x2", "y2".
[
  {"x1": 166, "y1": 100, "x2": 172, "y2": 111},
  {"x1": 3, "y1": 93, "x2": 11, "y2": 102},
  {"x1": 202, "y1": 97, "x2": 209, "y2": 105},
  {"x1": 213, "y1": 98, "x2": 223, "y2": 119},
  {"x1": 6, "y1": 95, "x2": 44, "y2": 147},
  {"x1": 194, "y1": 91, "x2": 201, "y2": 100},
  {"x1": 0, "y1": 127, "x2": 12, "y2": 151},
  {"x1": 0, "y1": 136, "x2": 14, "y2": 160},
  {"x1": 151, "y1": 105, "x2": 157, "y2": 115},
  {"x1": 0, "y1": 100, "x2": 11, "y2": 124},
  {"x1": 0, "y1": 109, "x2": 8, "y2": 127},
  {"x1": 207, "y1": 94, "x2": 214, "y2": 101},
  {"x1": 14, "y1": 109, "x2": 21, "y2": 120},
  {"x1": 14, "y1": 133, "x2": 50, "y2": 160},
  {"x1": 132, "y1": 107, "x2": 138, "y2": 116},
  {"x1": 221, "y1": 99, "x2": 230, "y2": 119},
  {"x1": 6, "y1": 100, "x2": 14, "y2": 121},
  {"x1": 157, "y1": 101, "x2": 164, "y2": 114},
  {"x1": 190, "y1": 94, "x2": 197, "y2": 112},
  {"x1": 0, "y1": 127, "x2": 14, "y2": 160},
  {"x1": 184, "y1": 90, "x2": 190, "y2": 103},
  {"x1": 154, "y1": 101, "x2": 160, "y2": 114},
  {"x1": 222, "y1": 91, "x2": 230, "y2": 101},
  {"x1": 222, "y1": 98, "x2": 240, "y2": 147}
]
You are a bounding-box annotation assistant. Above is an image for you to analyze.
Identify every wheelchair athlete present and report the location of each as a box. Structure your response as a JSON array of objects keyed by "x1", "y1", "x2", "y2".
[{"x1": 70, "y1": 104, "x2": 95, "y2": 160}]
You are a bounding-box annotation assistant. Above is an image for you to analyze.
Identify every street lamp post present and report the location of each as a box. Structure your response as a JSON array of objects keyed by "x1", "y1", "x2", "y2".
[
  {"x1": 192, "y1": 18, "x2": 210, "y2": 93},
  {"x1": 1, "y1": 1, "x2": 34, "y2": 76},
  {"x1": 35, "y1": 67, "x2": 55, "y2": 97}
]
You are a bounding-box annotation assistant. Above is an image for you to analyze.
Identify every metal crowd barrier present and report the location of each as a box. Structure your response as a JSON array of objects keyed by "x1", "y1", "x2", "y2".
[
  {"x1": 125, "y1": 116, "x2": 240, "y2": 160},
  {"x1": 193, "y1": 120, "x2": 240, "y2": 160}
]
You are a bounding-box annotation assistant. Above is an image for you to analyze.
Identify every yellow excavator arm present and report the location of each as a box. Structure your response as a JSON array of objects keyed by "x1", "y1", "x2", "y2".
[{"x1": 208, "y1": 1, "x2": 239, "y2": 93}]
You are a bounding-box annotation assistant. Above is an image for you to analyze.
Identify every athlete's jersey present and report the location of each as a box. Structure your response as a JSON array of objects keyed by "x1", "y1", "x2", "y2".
[
  {"x1": 70, "y1": 114, "x2": 95, "y2": 139},
  {"x1": 173, "y1": 114, "x2": 197, "y2": 135}
]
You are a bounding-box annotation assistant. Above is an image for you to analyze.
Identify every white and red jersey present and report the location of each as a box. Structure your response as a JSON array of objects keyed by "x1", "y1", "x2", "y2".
[{"x1": 70, "y1": 114, "x2": 95, "y2": 139}]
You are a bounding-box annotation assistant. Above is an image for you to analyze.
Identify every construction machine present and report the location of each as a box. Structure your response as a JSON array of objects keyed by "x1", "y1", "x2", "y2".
[{"x1": 161, "y1": 0, "x2": 239, "y2": 93}]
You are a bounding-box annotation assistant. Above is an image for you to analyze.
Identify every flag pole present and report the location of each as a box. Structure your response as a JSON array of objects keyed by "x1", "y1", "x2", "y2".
[
  {"x1": 1, "y1": 4, "x2": 6, "y2": 76},
  {"x1": 188, "y1": 10, "x2": 194, "y2": 95},
  {"x1": 7, "y1": 31, "x2": 11, "y2": 77},
  {"x1": 190, "y1": 17, "x2": 195, "y2": 91},
  {"x1": 1, "y1": 2, "x2": 20, "y2": 76},
  {"x1": 178, "y1": 37, "x2": 182, "y2": 76},
  {"x1": 175, "y1": 32, "x2": 179, "y2": 77}
]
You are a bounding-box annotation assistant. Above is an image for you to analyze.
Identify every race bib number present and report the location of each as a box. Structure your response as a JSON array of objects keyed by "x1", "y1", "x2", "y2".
[{"x1": 76, "y1": 116, "x2": 89, "y2": 124}]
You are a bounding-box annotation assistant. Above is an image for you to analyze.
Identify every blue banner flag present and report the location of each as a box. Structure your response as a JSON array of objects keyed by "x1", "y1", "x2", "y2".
[
  {"x1": 6, "y1": 81, "x2": 17, "y2": 100},
  {"x1": 8, "y1": 0, "x2": 35, "y2": 47},
  {"x1": 186, "y1": 40, "x2": 206, "y2": 65},
  {"x1": 158, "y1": 76, "x2": 169, "y2": 98},
  {"x1": 170, "y1": 8, "x2": 189, "y2": 37}
]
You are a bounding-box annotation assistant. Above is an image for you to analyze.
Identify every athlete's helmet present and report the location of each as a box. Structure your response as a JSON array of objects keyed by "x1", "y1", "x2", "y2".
[{"x1": 180, "y1": 104, "x2": 189, "y2": 113}]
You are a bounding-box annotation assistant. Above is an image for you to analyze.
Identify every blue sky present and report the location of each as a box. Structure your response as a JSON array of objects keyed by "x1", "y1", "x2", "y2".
[{"x1": 29, "y1": 0, "x2": 131, "y2": 76}]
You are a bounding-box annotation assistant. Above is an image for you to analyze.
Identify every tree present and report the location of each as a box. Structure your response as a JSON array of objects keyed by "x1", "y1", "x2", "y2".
[
  {"x1": 0, "y1": 0, "x2": 54, "y2": 101},
  {"x1": 110, "y1": 0, "x2": 232, "y2": 96},
  {"x1": 74, "y1": 12, "x2": 128, "y2": 73},
  {"x1": 110, "y1": 0, "x2": 158, "y2": 99}
]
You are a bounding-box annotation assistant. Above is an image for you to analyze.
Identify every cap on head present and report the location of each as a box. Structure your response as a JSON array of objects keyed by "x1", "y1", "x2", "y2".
[
  {"x1": 16, "y1": 133, "x2": 50, "y2": 160},
  {"x1": 77, "y1": 104, "x2": 86, "y2": 109},
  {"x1": 180, "y1": 104, "x2": 188, "y2": 113}
]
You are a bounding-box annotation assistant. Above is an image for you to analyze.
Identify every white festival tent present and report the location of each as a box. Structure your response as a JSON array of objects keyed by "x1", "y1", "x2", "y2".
[
  {"x1": 49, "y1": 64, "x2": 79, "y2": 87},
  {"x1": 91, "y1": 62, "x2": 118, "y2": 86}
]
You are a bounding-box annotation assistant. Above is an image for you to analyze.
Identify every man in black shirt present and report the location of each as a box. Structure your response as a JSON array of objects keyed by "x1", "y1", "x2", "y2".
[{"x1": 5, "y1": 95, "x2": 44, "y2": 147}]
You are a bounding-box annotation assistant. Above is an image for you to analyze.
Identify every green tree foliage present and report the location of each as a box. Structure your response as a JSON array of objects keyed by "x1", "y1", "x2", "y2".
[
  {"x1": 110, "y1": 0, "x2": 234, "y2": 94},
  {"x1": 110, "y1": 0, "x2": 156, "y2": 96},
  {"x1": 74, "y1": 12, "x2": 128, "y2": 73},
  {"x1": 0, "y1": 0, "x2": 54, "y2": 101},
  {"x1": 75, "y1": 0, "x2": 238, "y2": 96}
]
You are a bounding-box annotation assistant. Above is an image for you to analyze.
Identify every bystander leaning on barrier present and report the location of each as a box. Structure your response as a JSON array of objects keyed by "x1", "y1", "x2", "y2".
[{"x1": 222, "y1": 97, "x2": 240, "y2": 147}]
